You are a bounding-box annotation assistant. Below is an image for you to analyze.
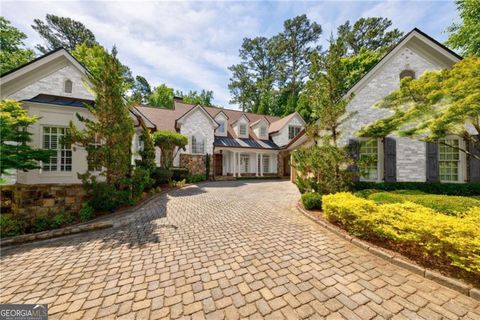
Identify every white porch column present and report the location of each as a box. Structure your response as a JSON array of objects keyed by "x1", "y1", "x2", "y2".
[
  {"x1": 237, "y1": 152, "x2": 241, "y2": 177},
  {"x1": 255, "y1": 152, "x2": 259, "y2": 176},
  {"x1": 232, "y1": 151, "x2": 236, "y2": 177},
  {"x1": 260, "y1": 153, "x2": 264, "y2": 177}
]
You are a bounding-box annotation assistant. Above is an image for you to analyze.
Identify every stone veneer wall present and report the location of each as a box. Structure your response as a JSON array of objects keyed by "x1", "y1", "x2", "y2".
[
  {"x1": 180, "y1": 154, "x2": 213, "y2": 177},
  {"x1": 0, "y1": 184, "x2": 85, "y2": 221}
]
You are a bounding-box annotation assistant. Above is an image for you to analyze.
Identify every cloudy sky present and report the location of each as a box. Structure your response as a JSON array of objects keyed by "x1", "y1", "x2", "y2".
[{"x1": 3, "y1": 0, "x2": 458, "y2": 110}]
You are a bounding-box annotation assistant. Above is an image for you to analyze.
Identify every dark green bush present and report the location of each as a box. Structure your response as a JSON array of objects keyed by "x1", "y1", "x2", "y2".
[
  {"x1": 353, "y1": 181, "x2": 480, "y2": 196},
  {"x1": 79, "y1": 204, "x2": 94, "y2": 222},
  {"x1": 85, "y1": 181, "x2": 120, "y2": 212},
  {"x1": 52, "y1": 213, "x2": 73, "y2": 228},
  {"x1": 151, "y1": 167, "x2": 173, "y2": 185},
  {"x1": 32, "y1": 214, "x2": 51, "y2": 232},
  {"x1": 131, "y1": 167, "x2": 152, "y2": 200},
  {"x1": 301, "y1": 192, "x2": 323, "y2": 210},
  {"x1": 0, "y1": 214, "x2": 25, "y2": 237},
  {"x1": 172, "y1": 167, "x2": 189, "y2": 181},
  {"x1": 186, "y1": 174, "x2": 206, "y2": 183}
]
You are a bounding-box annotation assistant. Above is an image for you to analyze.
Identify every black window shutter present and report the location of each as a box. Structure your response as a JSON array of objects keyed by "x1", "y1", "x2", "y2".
[
  {"x1": 348, "y1": 139, "x2": 360, "y2": 182},
  {"x1": 468, "y1": 135, "x2": 480, "y2": 182},
  {"x1": 384, "y1": 137, "x2": 396, "y2": 182},
  {"x1": 426, "y1": 142, "x2": 439, "y2": 182}
]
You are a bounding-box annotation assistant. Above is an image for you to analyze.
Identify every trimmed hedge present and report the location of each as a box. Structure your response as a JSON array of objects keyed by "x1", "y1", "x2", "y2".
[
  {"x1": 152, "y1": 168, "x2": 173, "y2": 185},
  {"x1": 353, "y1": 181, "x2": 480, "y2": 196},
  {"x1": 172, "y1": 167, "x2": 189, "y2": 181},
  {"x1": 301, "y1": 192, "x2": 322, "y2": 210},
  {"x1": 322, "y1": 192, "x2": 480, "y2": 275},
  {"x1": 357, "y1": 190, "x2": 480, "y2": 216}
]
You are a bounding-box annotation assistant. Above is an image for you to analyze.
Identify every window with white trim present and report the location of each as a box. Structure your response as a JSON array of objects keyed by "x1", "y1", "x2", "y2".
[
  {"x1": 239, "y1": 124, "x2": 247, "y2": 137},
  {"x1": 439, "y1": 139, "x2": 460, "y2": 182},
  {"x1": 360, "y1": 139, "x2": 378, "y2": 181},
  {"x1": 262, "y1": 155, "x2": 270, "y2": 173},
  {"x1": 191, "y1": 135, "x2": 205, "y2": 154},
  {"x1": 241, "y1": 154, "x2": 249, "y2": 173},
  {"x1": 88, "y1": 134, "x2": 102, "y2": 172},
  {"x1": 260, "y1": 126, "x2": 267, "y2": 139},
  {"x1": 43, "y1": 127, "x2": 72, "y2": 172},
  {"x1": 288, "y1": 126, "x2": 301, "y2": 139},
  {"x1": 64, "y1": 79, "x2": 73, "y2": 93},
  {"x1": 217, "y1": 120, "x2": 225, "y2": 134}
]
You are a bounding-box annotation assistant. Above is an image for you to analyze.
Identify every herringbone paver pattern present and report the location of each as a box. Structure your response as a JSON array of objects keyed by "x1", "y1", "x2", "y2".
[{"x1": 1, "y1": 180, "x2": 479, "y2": 319}]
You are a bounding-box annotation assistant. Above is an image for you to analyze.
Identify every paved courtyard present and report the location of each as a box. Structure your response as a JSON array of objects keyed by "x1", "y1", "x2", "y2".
[{"x1": 1, "y1": 180, "x2": 479, "y2": 319}]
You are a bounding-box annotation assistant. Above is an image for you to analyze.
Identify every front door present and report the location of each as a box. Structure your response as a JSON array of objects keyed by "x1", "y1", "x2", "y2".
[
  {"x1": 284, "y1": 155, "x2": 291, "y2": 176},
  {"x1": 214, "y1": 154, "x2": 223, "y2": 176}
]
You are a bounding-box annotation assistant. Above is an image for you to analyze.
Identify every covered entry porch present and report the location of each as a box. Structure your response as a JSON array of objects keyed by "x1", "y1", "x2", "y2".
[{"x1": 213, "y1": 148, "x2": 279, "y2": 178}]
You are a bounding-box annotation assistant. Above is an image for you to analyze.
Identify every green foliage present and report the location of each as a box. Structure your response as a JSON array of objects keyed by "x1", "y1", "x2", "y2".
[
  {"x1": 337, "y1": 17, "x2": 403, "y2": 54},
  {"x1": 82, "y1": 177, "x2": 121, "y2": 212},
  {"x1": 292, "y1": 143, "x2": 353, "y2": 195},
  {"x1": 169, "y1": 179, "x2": 186, "y2": 188},
  {"x1": 136, "y1": 130, "x2": 156, "y2": 184},
  {"x1": 323, "y1": 192, "x2": 480, "y2": 274},
  {"x1": 0, "y1": 100, "x2": 54, "y2": 176},
  {"x1": 0, "y1": 214, "x2": 25, "y2": 237},
  {"x1": 171, "y1": 167, "x2": 189, "y2": 181},
  {"x1": 152, "y1": 167, "x2": 173, "y2": 186},
  {"x1": 130, "y1": 167, "x2": 151, "y2": 201},
  {"x1": 131, "y1": 75, "x2": 152, "y2": 104},
  {"x1": 186, "y1": 173, "x2": 206, "y2": 183},
  {"x1": 359, "y1": 190, "x2": 480, "y2": 216},
  {"x1": 79, "y1": 204, "x2": 94, "y2": 222},
  {"x1": 52, "y1": 212, "x2": 73, "y2": 229},
  {"x1": 353, "y1": 181, "x2": 480, "y2": 196},
  {"x1": 295, "y1": 176, "x2": 308, "y2": 194},
  {"x1": 446, "y1": 0, "x2": 480, "y2": 56},
  {"x1": 148, "y1": 84, "x2": 174, "y2": 108},
  {"x1": 152, "y1": 131, "x2": 188, "y2": 168},
  {"x1": 70, "y1": 47, "x2": 134, "y2": 185},
  {"x1": 0, "y1": 17, "x2": 36, "y2": 74},
  {"x1": 359, "y1": 57, "x2": 480, "y2": 160},
  {"x1": 32, "y1": 214, "x2": 51, "y2": 233},
  {"x1": 301, "y1": 192, "x2": 323, "y2": 210},
  {"x1": 32, "y1": 14, "x2": 97, "y2": 53},
  {"x1": 342, "y1": 49, "x2": 383, "y2": 91},
  {"x1": 177, "y1": 89, "x2": 215, "y2": 107}
]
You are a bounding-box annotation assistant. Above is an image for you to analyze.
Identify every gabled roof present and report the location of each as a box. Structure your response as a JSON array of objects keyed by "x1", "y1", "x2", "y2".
[
  {"x1": 214, "y1": 110, "x2": 229, "y2": 120},
  {"x1": 250, "y1": 117, "x2": 269, "y2": 128},
  {"x1": 176, "y1": 104, "x2": 219, "y2": 129},
  {"x1": 269, "y1": 112, "x2": 305, "y2": 134},
  {"x1": 231, "y1": 113, "x2": 250, "y2": 125},
  {"x1": 346, "y1": 28, "x2": 462, "y2": 97}
]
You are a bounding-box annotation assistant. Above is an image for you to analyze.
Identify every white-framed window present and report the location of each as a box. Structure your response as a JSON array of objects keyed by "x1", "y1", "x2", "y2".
[
  {"x1": 260, "y1": 126, "x2": 267, "y2": 139},
  {"x1": 88, "y1": 134, "x2": 102, "y2": 172},
  {"x1": 239, "y1": 124, "x2": 247, "y2": 137},
  {"x1": 43, "y1": 127, "x2": 72, "y2": 172},
  {"x1": 217, "y1": 120, "x2": 225, "y2": 134},
  {"x1": 64, "y1": 79, "x2": 73, "y2": 93},
  {"x1": 240, "y1": 154, "x2": 249, "y2": 173},
  {"x1": 439, "y1": 139, "x2": 460, "y2": 182},
  {"x1": 360, "y1": 139, "x2": 379, "y2": 181},
  {"x1": 191, "y1": 134, "x2": 205, "y2": 154},
  {"x1": 263, "y1": 155, "x2": 270, "y2": 173},
  {"x1": 288, "y1": 126, "x2": 301, "y2": 140}
]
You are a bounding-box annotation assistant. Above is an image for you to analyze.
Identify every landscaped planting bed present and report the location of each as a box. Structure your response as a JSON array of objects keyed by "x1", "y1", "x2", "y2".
[{"x1": 322, "y1": 192, "x2": 480, "y2": 286}]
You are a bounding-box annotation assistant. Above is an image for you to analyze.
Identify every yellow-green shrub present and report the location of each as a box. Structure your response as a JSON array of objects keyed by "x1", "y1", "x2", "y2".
[{"x1": 322, "y1": 192, "x2": 480, "y2": 274}]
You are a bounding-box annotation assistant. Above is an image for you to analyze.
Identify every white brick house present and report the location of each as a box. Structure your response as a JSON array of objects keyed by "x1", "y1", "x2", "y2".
[{"x1": 337, "y1": 28, "x2": 479, "y2": 183}]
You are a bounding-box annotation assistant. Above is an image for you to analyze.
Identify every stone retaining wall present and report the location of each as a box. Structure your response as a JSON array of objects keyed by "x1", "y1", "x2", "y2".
[
  {"x1": 180, "y1": 154, "x2": 213, "y2": 177},
  {"x1": 0, "y1": 184, "x2": 85, "y2": 222}
]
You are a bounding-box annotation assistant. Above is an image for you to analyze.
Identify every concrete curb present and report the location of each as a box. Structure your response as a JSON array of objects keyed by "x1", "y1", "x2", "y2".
[{"x1": 296, "y1": 202, "x2": 480, "y2": 300}]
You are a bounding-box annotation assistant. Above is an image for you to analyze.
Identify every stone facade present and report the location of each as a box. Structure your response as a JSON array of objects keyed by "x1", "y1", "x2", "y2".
[
  {"x1": 0, "y1": 183, "x2": 85, "y2": 222},
  {"x1": 341, "y1": 45, "x2": 456, "y2": 182},
  {"x1": 180, "y1": 154, "x2": 213, "y2": 177},
  {"x1": 179, "y1": 108, "x2": 216, "y2": 156}
]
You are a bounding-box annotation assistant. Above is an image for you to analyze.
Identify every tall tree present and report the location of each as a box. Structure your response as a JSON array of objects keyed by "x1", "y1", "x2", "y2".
[
  {"x1": 32, "y1": 14, "x2": 98, "y2": 53},
  {"x1": 276, "y1": 15, "x2": 322, "y2": 115},
  {"x1": 359, "y1": 56, "x2": 480, "y2": 160},
  {"x1": 178, "y1": 89, "x2": 215, "y2": 107},
  {"x1": 131, "y1": 76, "x2": 152, "y2": 104},
  {"x1": 229, "y1": 37, "x2": 279, "y2": 113},
  {"x1": 446, "y1": 0, "x2": 480, "y2": 57},
  {"x1": 337, "y1": 17, "x2": 403, "y2": 55},
  {"x1": 0, "y1": 100, "x2": 53, "y2": 179},
  {"x1": 69, "y1": 47, "x2": 134, "y2": 185},
  {"x1": 148, "y1": 84, "x2": 175, "y2": 109},
  {"x1": 0, "y1": 17, "x2": 36, "y2": 74}
]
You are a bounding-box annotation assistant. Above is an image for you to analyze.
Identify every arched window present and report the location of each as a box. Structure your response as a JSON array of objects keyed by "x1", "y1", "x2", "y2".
[
  {"x1": 191, "y1": 133, "x2": 205, "y2": 154},
  {"x1": 64, "y1": 79, "x2": 73, "y2": 93},
  {"x1": 399, "y1": 70, "x2": 415, "y2": 80}
]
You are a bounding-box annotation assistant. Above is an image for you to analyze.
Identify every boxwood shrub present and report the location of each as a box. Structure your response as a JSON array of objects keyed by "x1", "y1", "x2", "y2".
[
  {"x1": 172, "y1": 167, "x2": 189, "y2": 181},
  {"x1": 322, "y1": 192, "x2": 480, "y2": 275},
  {"x1": 353, "y1": 181, "x2": 480, "y2": 196},
  {"x1": 301, "y1": 192, "x2": 323, "y2": 210}
]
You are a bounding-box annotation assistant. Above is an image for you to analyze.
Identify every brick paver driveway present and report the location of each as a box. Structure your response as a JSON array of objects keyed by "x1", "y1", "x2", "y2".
[{"x1": 1, "y1": 180, "x2": 479, "y2": 319}]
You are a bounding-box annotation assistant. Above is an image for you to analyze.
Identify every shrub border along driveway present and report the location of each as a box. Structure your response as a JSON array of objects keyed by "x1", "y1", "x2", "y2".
[{"x1": 296, "y1": 202, "x2": 480, "y2": 300}]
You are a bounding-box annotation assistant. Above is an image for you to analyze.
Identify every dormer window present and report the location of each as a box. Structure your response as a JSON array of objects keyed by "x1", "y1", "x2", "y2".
[
  {"x1": 239, "y1": 124, "x2": 247, "y2": 137},
  {"x1": 288, "y1": 126, "x2": 301, "y2": 139},
  {"x1": 260, "y1": 126, "x2": 267, "y2": 139},
  {"x1": 399, "y1": 70, "x2": 415, "y2": 80},
  {"x1": 217, "y1": 120, "x2": 225, "y2": 134},
  {"x1": 64, "y1": 79, "x2": 73, "y2": 93}
]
